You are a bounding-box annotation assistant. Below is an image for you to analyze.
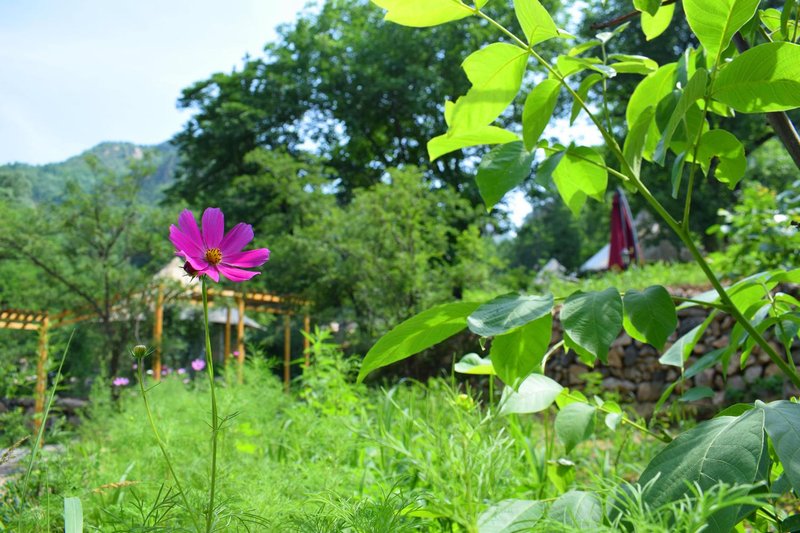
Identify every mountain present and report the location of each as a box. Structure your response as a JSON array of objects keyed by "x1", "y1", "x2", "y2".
[{"x1": 0, "y1": 141, "x2": 179, "y2": 203}]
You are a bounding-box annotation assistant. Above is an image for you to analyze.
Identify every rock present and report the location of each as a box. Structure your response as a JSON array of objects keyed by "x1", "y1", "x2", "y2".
[
  {"x1": 712, "y1": 337, "x2": 728, "y2": 349},
  {"x1": 639, "y1": 345, "x2": 656, "y2": 357},
  {"x1": 727, "y1": 375, "x2": 746, "y2": 391},
  {"x1": 623, "y1": 346, "x2": 638, "y2": 366},
  {"x1": 612, "y1": 333, "x2": 633, "y2": 349},
  {"x1": 713, "y1": 391, "x2": 726, "y2": 406},
  {"x1": 637, "y1": 382, "x2": 664, "y2": 402},
  {"x1": 744, "y1": 365, "x2": 763, "y2": 383},
  {"x1": 694, "y1": 368, "x2": 715, "y2": 388},
  {"x1": 666, "y1": 369, "x2": 679, "y2": 382},
  {"x1": 607, "y1": 347, "x2": 623, "y2": 368},
  {"x1": 764, "y1": 363, "x2": 782, "y2": 378},
  {"x1": 568, "y1": 364, "x2": 588, "y2": 384},
  {"x1": 602, "y1": 377, "x2": 637, "y2": 393}
]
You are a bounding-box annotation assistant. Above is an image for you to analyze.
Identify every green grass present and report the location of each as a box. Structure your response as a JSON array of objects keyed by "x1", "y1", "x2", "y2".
[{"x1": 1, "y1": 353, "x2": 764, "y2": 532}]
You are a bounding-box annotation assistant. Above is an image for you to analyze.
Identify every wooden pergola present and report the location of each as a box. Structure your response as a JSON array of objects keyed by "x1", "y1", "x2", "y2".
[
  {"x1": 0, "y1": 309, "x2": 50, "y2": 436},
  {"x1": 1, "y1": 283, "x2": 311, "y2": 443},
  {"x1": 153, "y1": 284, "x2": 311, "y2": 390}
]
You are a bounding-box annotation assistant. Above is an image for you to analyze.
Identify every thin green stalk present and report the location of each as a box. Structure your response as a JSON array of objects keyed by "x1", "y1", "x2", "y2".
[
  {"x1": 671, "y1": 296, "x2": 729, "y2": 312},
  {"x1": 17, "y1": 331, "x2": 73, "y2": 527},
  {"x1": 201, "y1": 276, "x2": 220, "y2": 533},
  {"x1": 137, "y1": 365, "x2": 201, "y2": 532}
]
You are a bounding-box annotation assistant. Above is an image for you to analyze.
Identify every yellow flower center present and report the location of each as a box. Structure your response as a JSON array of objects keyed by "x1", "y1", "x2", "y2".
[{"x1": 205, "y1": 248, "x2": 222, "y2": 265}]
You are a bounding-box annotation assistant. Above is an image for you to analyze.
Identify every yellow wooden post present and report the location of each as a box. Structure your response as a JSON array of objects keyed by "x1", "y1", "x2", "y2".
[
  {"x1": 152, "y1": 284, "x2": 164, "y2": 382},
  {"x1": 283, "y1": 314, "x2": 291, "y2": 392},
  {"x1": 236, "y1": 294, "x2": 246, "y2": 383},
  {"x1": 303, "y1": 314, "x2": 311, "y2": 367},
  {"x1": 33, "y1": 313, "x2": 49, "y2": 444},
  {"x1": 224, "y1": 307, "x2": 232, "y2": 367}
]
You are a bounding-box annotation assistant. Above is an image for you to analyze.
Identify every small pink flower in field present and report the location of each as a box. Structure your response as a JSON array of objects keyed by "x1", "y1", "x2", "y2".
[
  {"x1": 191, "y1": 358, "x2": 206, "y2": 372},
  {"x1": 233, "y1": 351, "x2": 240, "y2": 357},
  {"x1": 132, "y1": 363, "x2": 138, "y2": 370},
  {"x1": 169, "y1": 208, "x2": 270, "y2": 283},
  {"x1": 112, "y1": 377, "x2": 130, "y2": 387},
  {"x1": 177, "y1": 367, "x2": 186, "y2": 375}
]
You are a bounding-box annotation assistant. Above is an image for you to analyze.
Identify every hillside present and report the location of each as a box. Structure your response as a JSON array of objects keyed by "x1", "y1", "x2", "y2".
[{"x1": 0, "y1": 141, "x2": 178, "y2": 203}]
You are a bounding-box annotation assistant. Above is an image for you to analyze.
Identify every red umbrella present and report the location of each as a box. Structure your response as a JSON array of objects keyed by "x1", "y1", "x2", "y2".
[{"x1": 609, "y1": 189, "x2": 641, "y2": 270}]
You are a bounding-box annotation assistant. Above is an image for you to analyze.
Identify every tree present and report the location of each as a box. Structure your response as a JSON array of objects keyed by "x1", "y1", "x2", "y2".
[
  {"x1": 0, "y1": 155, "x2": 171, "y2": 378},
  {"x1": 168, "y1": 0, "x2": 565, "y2": 209}
]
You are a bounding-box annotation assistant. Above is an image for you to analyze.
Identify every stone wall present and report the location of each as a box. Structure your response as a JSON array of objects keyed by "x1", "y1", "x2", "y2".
[{"x1": 544, "y1": 287, "x2": 800, "y2": 413}]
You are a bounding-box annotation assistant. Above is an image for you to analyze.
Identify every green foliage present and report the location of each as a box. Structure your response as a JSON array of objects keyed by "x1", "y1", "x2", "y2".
[
  {"x1": 621, "y1": 286, "x2": 677, "y2": 350},
  {"x1": 707, "y1": 181, "x2": 800, "y2": 276},
  {"x1": 560, "y1": 288, "x2": 622, "y2": 364},
  {"x1": 357, "y1": 302, "x2": 479, "y2": 383},
  {"x1": 639, "y1": 410, "x2": 768, "y2": 532}
]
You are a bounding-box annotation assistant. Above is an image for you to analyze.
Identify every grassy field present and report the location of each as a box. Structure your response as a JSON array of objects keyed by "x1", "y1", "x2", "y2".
[{"x1": 1, "y1": 350, "x2": 696, "y2": 532}]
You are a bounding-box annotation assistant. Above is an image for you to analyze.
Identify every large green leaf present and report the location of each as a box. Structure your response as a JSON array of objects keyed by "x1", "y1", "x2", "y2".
[
  {"x1": 561, "y1": 288, "x2": 622, "y2": 364},
  {"x1": 522, "y1": 79, "x2": 560, "y2": 151},
  {"x1": 692, "y1": 129, "x2": 746, "y2": 189},
  {"x1": 450, "y1": 42, "x2": 529, "y2": 130},
  {"x1": 761, "y1": 400, "x2": 800, "y2": 495},
  {"x1": 64, "y1": 497, "x2": 83, "y2": 533},
  {"x1": 477, "y1": 499, "x2": 545, "y2": 532},
  {"x1": 641, "y1": 3, "x2": 676, "y2": 40},
  {"x1": 555, "y1": 402, "x2": 596, "y2": 453},
  {"x1": 468, "y1": 293, "x2": 554, "y2": 337},
  {"x1": 490, "y1": 315, "x2": 552, "y2": 387},
  {"x1": 499, "y1": 373, "x2": 563, "y2": 415},
  {"x1": 627, "y1": 63, "x2": 677, "y2": 160},
  {"x1": 639, "y1": 410, "x2": 768, "y2": 533},
  {"x1": 570, "y1": 73, "x2": 602, "y2": 125},
  {"x1": 683, "y1": 0, "x2": 760, "y2": 60},
  {"x1": 713, "y1": 42, "x2": 800, "y2": 113},
  {"x1": 623, "y1": 106, "x2": 655, "y2": 177},
  {"x1": 548, "y1": 490, "x2": 602, "y2": 528},
  {"x1": 551, "y1": 146, "x2": 608, "y2": 216},
  {"x1": 454, "y1": 353, "x2": 496, "y2": 375},
  {"x1": 371, "y1": 0, "x2": 474, "y2": 27},
  {"x1": 357, "y1": 302, "x2": 480, "y2": 382},
  {"x1": 475, "y1": 141, "x2": 536, "y2": 209},
  {"x1": 514, "y1": 0, "x2": 559, "y2": 47},
  {"x1": 634, "y1": 0, "x2": 661, "y2": 16},
  {"x1": 654, "y1": 68, "x2": 708, "y2": 164},
  {"x1": 428, "y1": 126, "x2": 519, "y2": 161},
  {"x1": 659, "y1": 322, "x2": 708, "y2": 368},
  {"x1": 622, "y1": 286, "x2": 677, "y2": 351}
]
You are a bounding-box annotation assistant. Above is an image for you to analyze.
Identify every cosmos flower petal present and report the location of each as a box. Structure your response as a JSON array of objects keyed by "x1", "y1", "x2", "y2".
[
  {"x1": 201, "y1": 208, "x2": 224, "y2": 248},
  {"x1": 222, "y1": 248, "x2": 270, "y2": 268},
  {"x1": 204, "y1": 266, "x2": 220, "y2": 282},
  {"x1": 170, "y1": 225, "x2": 204, "y2": 257},
  {"x1": 218, "y1": 264, "x2": 260, "y2": 282},
  {"x1": 178, "y1": 209, "x2": 204, "y2": 249},
  {"x1": 185, "y1": 254, "x2": 210, "y2": 272},
  {"x1": 219, "y1": 223, "x2": 254, "y2": 255}
]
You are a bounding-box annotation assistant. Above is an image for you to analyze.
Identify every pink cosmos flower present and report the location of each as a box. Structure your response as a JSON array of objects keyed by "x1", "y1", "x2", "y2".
[
  {"x1": 191, "y1": 358, "x2": 206, "y2": 372},
  {"x1": 169, "y1": 207, "x2": 270, "y2": 282},
  {"x1": 112, "y1": 377, "x2": 130, "y2": 387}
]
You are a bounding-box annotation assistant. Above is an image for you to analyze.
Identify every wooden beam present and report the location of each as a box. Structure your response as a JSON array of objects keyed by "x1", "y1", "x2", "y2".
[
  {"x1": 33, "y1": 313, "x2": 49, "y2": 444},
  {"x1": 236, "y1": 293, "x2": 245, "y2": 384},
  {"x1": 152, "y1": 285, "x2": 164, "y2": 382}
]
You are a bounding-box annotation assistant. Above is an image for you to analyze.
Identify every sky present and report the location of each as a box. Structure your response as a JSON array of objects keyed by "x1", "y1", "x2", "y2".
[{"x1": 0, "y1": 0, "x2": 310, "y2": 166}]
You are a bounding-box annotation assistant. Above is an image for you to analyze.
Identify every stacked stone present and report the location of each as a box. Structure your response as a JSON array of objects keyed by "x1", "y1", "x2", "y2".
[{"x1": 544, "y1": 285, "x2": 800, "y2": 413}]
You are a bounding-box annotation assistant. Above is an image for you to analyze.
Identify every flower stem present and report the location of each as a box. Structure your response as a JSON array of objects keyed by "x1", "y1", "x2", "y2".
[
  {"x1": 137, "y1": 364, "x2": 201, "y2": 532},
  {"x1": 202, "y1": 276, "x2": 220, "y2": 532}
]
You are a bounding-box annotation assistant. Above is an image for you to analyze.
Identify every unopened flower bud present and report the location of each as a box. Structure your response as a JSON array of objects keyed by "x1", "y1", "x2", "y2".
[{"x1": 132, "y1": 345, "x2": 149, "y2": 358}]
